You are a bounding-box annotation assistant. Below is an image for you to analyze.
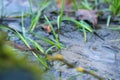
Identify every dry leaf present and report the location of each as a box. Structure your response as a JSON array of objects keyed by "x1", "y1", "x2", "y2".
[
  {"x1": 11, "y1": 42, "x2": 27, "y2": 50},
  {"x1": 57, "y1": 0, "x2": 73, "y2": 10},
  {"x1": 43, "y1": 24, "x2": 52, "y2": 33},
  {"x1": 12, "y1": 42, "x2": 36, "y2": 51},
  {"x1": 75, "y1": 9, "x2": 98, "y2": 26}
]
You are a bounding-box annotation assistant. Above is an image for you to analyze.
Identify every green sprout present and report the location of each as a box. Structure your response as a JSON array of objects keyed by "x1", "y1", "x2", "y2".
[
  {"x1": 29, "y1": 1, "x2": 50, "y2": 32},
  {"x1": 110, "y1": 0, "x2": 120, "y2": 16}
]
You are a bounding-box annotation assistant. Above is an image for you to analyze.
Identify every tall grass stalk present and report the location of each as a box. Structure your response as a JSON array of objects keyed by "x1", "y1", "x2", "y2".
[
  {"x1": 106, "y1": 15, "x2": 111, "y2": 27},
  {"x1": 73, "y1": 0, "x2": 78, "y2": 11},
  {"x1": 21, "y1": 11, "x2": 26, "y2": 36},
  {"x1": 58, "y1": 0, "x2": 65, "y2": 28},
  {"x1": 28, "y1": 0, "x2": 34, "y2": 17},
  {"x1": 31, "y1": 32, "x2": 64, "y2": 50},
  {"x1": 44, "y1": 15, "x2": 59, "y2": 41},
  {"x1": 81, "y1": 0, "x2": 92, "y2": 10},
  {"x1": 62, "y1": 17, "x2": 93, "y2": 42},
  {"x1": 29, "y1": 1, "x2": 50, "y2": 32},
  {"x1": 110, "y1": 0, "x2": 120, "y2": 16},
  {"x1": 28, "y1": 38, "x2": 44, "y2": 54},
  {"x1": 62, "y1": 17, "x2": 93, "y2": 32}
]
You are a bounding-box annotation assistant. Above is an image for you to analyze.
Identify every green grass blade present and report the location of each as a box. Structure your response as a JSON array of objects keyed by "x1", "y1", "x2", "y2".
[
  {"x1": 28, "y1": 38, "x2": 44, "y2": 53},
  {"x1": 21, "y1": 11, "x2": 26, "y2": 37},
  {"x1": 15, "y1": 31, "x2": 30, "y2": 47},
  {"x1": 39, "y1": 1, "x2": 50, "y2": 11},
  {"x1": 29, "y1": 1, "x2": 50, "y2": 32},
  {"x1": 32, "y1": 32, "x2": 57, "y2": 46},
  {"x1": 108, "y1": 27, "x2": 120, "y2": 30},
  {"x1": 62, "y1": 17, "x2": 93, "y2": 32},
  {"x1": 31, "y1": 32, "x2": 63, "y2": 49},
  {"x1": 106, "y1": 15, "x2": 111, "y2": 27},
  {"x1": 37, "y1": 56, "x2": 48, "y2": 68},
  {"x1": 73, "y1": 0, "x2": 78, "y2": 11},
  {"x1": 28, "y1": 0, "x2": 34, "y2": 17},
  {"x1": 0, "y1": 25, "x2": 12, "y2": 31},
  {"x1": 80, "y1": 20, "x2": 93, "y2": 32},
  {"x1": 57, "y1": 15, "x2": 61, "y2": 29},
  {"x1": 45, "y1": 46, "x2": 56, "y2": 54},
  {"x1": 29, "y1": 10, "x2": 41, "y2": 32},
  {"x1": 59, "y1": 0, "x2": 65, "y2": 27},
  {"x1": 81, "y1": 0, "x2": 92, "y2": 10},
  {"x1": 44, "y1": 15, "x2": 59, "y2": 41}
]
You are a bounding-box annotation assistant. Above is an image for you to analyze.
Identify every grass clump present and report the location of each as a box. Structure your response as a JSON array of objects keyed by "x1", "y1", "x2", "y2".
[
  {"x1": 81, "y1": 0, "x2": 93, "y2": 10},
  {"x1": 32, "y1": 15, "x2": 64, "y2": 51},
  {"x1": 110, "y1": 0, "x2": 120, "y2": 16},
  {"x1": 62, "y1": 17, "x2": 93, "y2": 42},
  {"x1": 29, "y1": 0, "x2": 50, "y2": 32}
]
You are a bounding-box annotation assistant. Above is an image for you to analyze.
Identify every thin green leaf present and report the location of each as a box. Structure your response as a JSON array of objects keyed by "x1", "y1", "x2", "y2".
[
  {"x1": 28, "y1": 0, "x2": 34, "y2": 17},
  {"x1": 45, "y1": 46, "x2": 56, "y2": 54},
  {"x1": 62, "y1": 17, "x2": 93, "y2": 32},
  {"x1": 31, "y1": 32, "x2": 63, "y2": 49},
  {"x1": 15, "y1": 31, "x2": 30, "y2": 47},
  {"x1": 73, "y1": 0, "x2": 78, "y2": 11},
  {"x1": 57, "y1": 15, "x2": 61, "y2": 29},
  {"x1": 108, "y1": 27, "x2": 120, "y2": 30},
  {"x1": 37, "y1": 55, "x2": 48, "y2": 68},
  {"x1": 21, "y1": 11, "x2": 26, "y2": 37},
  {"x1": 44, "y1": 15, "x2": 59, "y2": 41},
  {"x1": 28, "y1": 38, "x2": 44, "y2": 53},
  {"x1": 29, "y1": 1, "x2": 50, "y2": 32},
  {"x1": 106, "y1": 15, "x2": 111, "y2": 27},
  {"x1": 29, "y1": 10, "x2": 41, "y2": 32}
]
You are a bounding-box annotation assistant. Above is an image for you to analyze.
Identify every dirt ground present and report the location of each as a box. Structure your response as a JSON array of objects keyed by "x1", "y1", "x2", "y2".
[
  {"x1": 51, "y1": 24, "x2": 120, "y2": 80},
  {"x1": 0, "y1": 0, "x2": 120, "y2": 80}
]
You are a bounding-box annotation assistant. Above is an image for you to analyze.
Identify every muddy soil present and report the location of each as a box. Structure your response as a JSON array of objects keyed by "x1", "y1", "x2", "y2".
[
  {"x1": 0, "y1": 0, "x2": 120, "y2": 80},
  {"x1": 51, "y1": 24, "x2": 120, "y2": 80}
]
